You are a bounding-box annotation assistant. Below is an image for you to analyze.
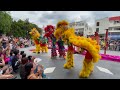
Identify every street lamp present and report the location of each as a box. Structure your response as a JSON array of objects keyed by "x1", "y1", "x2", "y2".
[{"x1": 104, "y1": 29, "x2": 108, "y2": 55}]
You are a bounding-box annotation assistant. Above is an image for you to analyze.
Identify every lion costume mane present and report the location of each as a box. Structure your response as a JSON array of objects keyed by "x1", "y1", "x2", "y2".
[
  {"x1": 29, "y1": 28, "x2": 48, "y2": 53},
  {"x1": 54, "y1": 20, "x2": 101, "y2": 78}
]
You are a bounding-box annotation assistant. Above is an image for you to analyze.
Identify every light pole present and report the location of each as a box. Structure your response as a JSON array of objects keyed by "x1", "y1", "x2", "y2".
[{"x1": 104, "y1": 29, "x2": 108, "y2": 55}]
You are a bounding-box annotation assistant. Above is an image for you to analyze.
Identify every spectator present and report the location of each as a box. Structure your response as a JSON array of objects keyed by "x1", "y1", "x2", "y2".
[
  {"x1": 0, "y1": 54, "x2": 5, "y2": 68},
  {"x1": 19, "y1": 57, "x2": 28, "y2": 79},
  {"x1": 11, "y1": 50, "x2": 20, "y2": 73},
  {"x1": 9, "y1": 41, "x2": 13, "y2": 50},
  {"x1": 19, "y1": 51, "x2": 24, "y2": 60},
  {"x1": 25, "y1": 62, "x2": 42, "y2": 79},
  {"x1": 22, "y1": 53, "x2": 26, "y2": 58},
  {"x1": 8, "y1": 50, "x2": 14, "y2": 66},
  {"x1": 1, "y1": 39, "x2": 7, "y2": 49},
  {"x1": 119, "y1": 41, "x2": 120, "y2": 51},
  {"x1": 12, "y1": 41, "x2": 18, "y2": 51},
  {"x1": 2, "y1": 49, "x2": 10, "y2": 64},
  {"x1": 31, "y1": 57, "x2": 46, "y2": 78},
  {"x1": 0, "y1": 74, "x2": 14, "y2": 79},
  {"x1": 27, "y1": 55, "x2": 32, "y2": 62}
]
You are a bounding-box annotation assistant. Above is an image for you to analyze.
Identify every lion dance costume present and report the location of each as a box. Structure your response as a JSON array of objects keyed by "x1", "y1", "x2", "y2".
[
  {"x1": 40, "y1": 36, "x2": 48, "y2": 53},
  {"x1": 29, "y1": 28, "x2": 48, "y2": 53},
  {"x1": 54, "y1": 20, "x2": 101, "y2": 78},
  {"x1": 44, "y1": 25, "x2": 66, "y2": 59}
]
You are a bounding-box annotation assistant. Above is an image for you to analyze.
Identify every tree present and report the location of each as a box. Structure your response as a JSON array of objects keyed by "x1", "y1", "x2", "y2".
[
  {"x1": 0, "y1": 11, "x2": 42, "y2": 38},
  {"x1": 10, "y1": 19, "x2": 42, "y2": 38},
  {"x1": 0, "y1": 11, "x2": 12, "y2": 34}
]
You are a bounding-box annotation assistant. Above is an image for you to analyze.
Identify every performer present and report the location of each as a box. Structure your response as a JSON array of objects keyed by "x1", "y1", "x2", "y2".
[
  {"x1": 57, "y1": 37, "x2": 66, "y2": 58},
  {"x1": 51, "y1": 34, "x2": 57, "y2": 58},
  {"x1": 44, "y1": 25, "x2": 57, "y2": 59},
  {"x1": 54, "y1": 20, "x2": 101, "y2": 78},
  {"x1": 29, "y1": 28, "x2": 41, "y2": 54},
  {"x1": 40, "y1": 36, "x2": 48, "y2": 53}
]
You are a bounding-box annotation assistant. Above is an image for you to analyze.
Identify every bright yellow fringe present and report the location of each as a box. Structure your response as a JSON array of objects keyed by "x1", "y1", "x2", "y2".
[{"x1": 54, "y1": 20, "x2": 101, "y2": 78}]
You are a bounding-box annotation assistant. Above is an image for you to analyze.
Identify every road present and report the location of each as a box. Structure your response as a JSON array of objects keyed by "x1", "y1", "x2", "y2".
[{"x1": 16, "y1": 46, "x2": 120, "y2": 79}]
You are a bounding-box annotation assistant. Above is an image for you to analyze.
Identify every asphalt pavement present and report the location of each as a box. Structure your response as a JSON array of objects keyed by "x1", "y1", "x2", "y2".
[{"x1": 16, "y1": 46, "x2": 120, "y2": 79}]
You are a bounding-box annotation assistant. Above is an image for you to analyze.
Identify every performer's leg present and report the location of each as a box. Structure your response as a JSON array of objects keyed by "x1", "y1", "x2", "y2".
[
  {"x1": 38, "y1": 45, "x2": 41, "y2": 53},
  {"x1": 33, "y1": 44, "x2": 37, "y2": 53},
  {"x1": 64, "y1": 51, "x2": 74, "y2": 69},
  {"x1": 45, "y1": 45, "x2": 48, "y2": 53},
  {"x1": 51, "y1": 46, "x2": 57, "y2": 59},
  {"x1": 41, "y1": 46, "x2": 43, "y2": 53},
  {"x1": 62, "y1": 48, "x2": 66, "y2": 59},
  {"x1": 59, "y1": 49, "x2": 62, "y2": 57},
  {"x1": 36, "y1": 44, "x2": 40, "y2": 53},
  {"x1": 79, "y1": 59, "x2": 94, "y2": 78}
]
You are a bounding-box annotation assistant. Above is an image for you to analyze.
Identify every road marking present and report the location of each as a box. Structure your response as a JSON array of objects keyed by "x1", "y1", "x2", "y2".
[
  {"x1": 44, "y1": 67, "x2": 56, "y2": 74},
  {"x1": 96, "y1": 66, "x2": 113, "y2": 75},
  {"x1": 34, "y1": 58, "x2": 42, "y2": 64}
]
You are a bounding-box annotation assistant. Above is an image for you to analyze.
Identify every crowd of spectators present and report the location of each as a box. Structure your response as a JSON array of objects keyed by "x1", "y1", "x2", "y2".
[
  {"x1": 0, "y1": 35, "x2": 45, "y2": 79},
  {"x1": 100, "y1": 40, "x2": 120, "y2": 51}
]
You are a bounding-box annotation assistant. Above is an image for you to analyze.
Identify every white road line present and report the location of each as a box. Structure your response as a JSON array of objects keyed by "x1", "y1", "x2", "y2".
[
  {"x1": 34, "y1": 58, "x2": 42, "y2": 64},
  {"x1": 96, "y1": 66, "x2": 113, "y2": 75},
  {"x1": 44, "y1": 67, "x2": 56, "y2": 74}
]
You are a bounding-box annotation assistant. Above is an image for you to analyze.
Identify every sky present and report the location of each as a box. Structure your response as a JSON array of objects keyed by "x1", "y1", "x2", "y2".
[{"x1": 10, "y1": 11, "x2": 120, "y2": 28}]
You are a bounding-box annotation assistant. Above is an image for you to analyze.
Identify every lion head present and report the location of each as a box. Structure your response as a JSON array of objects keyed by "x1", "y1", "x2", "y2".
[
  {"x1": 44, "y1": 25, "x2": 55, "y2": 38},
  {"x1": 29, "y1": 28, "x2": 40, "y2": 40},
  {"x1": 54, "y1": 20, "x2": 74, "y2": 41}
]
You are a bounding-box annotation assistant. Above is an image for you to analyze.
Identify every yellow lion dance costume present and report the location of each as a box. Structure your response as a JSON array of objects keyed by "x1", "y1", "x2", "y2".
[
  {"x1": 54, "y1": 20, "x2": 101, "y2": 78},
  {"x1": 29, "y1": 28, "x2": 48, "y2": 53},
  {"x1": 29, "y1": 28, "x2": 41, "y2": 53},
  {"x1": 40, "y1": 36, "x2": 48, "y2": 53}
]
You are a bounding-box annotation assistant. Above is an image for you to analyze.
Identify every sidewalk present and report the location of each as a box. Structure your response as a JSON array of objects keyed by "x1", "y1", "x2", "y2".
[
  {"x1": 100, "y1": 50, "x2": 120, "y2": 56},
  {"x1": 65, "y1": 45, "x2": 120, "y2": 56}
]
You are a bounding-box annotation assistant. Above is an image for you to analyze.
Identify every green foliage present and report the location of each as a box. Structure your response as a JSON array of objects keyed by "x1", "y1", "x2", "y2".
[
  {"x1": 10, "y1": 19, "x2": 42, "y2": 38},
  {"x1": 0, "y1": 11, "x2": 12, "y2": 34},
  {"x1": 0, "y1": 11, "x2": 42, "y2": 38}
]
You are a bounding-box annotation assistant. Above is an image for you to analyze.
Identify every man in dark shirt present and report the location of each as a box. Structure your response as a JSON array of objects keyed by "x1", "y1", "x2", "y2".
[{"x1": 11, "y1": 50, "x2": 20, "y2": 73}]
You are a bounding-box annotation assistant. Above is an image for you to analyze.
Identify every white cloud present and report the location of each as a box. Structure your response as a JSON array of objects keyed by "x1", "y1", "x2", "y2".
[{"x1": 10, "y1": 11, "x2": 120, "y2": 28}]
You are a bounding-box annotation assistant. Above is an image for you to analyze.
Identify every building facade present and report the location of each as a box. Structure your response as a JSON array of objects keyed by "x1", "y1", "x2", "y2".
[
  {"x1": 95, "y1": 16, "x2": 120, "y2": 40},
  {"x1": 95, "y1": 17, "x2": 109, "y2": 37},
  {"x1": 69, "y1": 21, "x2": 94, "y2": 37}
]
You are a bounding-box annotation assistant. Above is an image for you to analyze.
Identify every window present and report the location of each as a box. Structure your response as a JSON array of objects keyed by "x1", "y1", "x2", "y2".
[
  {"x1": 114, "y1": 21, "x2": 120, "y2": 24},
  {"x1": 96, "y1": 28, "x2": 99, "y2": 32},
  {"x1": 96, "y1": 22, "x2": 99, "y2": 26},
  {"x1": 109, "y1": 27, "x2": 112, "y2": 30},
  {"x1": 114, "y1": 27, "x2": 120, "y2": 30},
  {"x1": 79, "y1": 23, "x2": 81, "y2": 26},
  {"x1": 79, "y1": 28, "x2": 84, "y2": 31}
]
